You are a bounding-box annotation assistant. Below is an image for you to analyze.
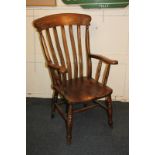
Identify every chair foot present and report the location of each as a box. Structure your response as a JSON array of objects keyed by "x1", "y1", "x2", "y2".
[
  {"x1": 51, "y1": 113, "x2": 55, "y2": 119},
  {"x1": 66, "y1": 136, "x2": 72, "y2": 144},
  {"x1": 108, "y1": 121, "x2": 113, "y2": 128}
]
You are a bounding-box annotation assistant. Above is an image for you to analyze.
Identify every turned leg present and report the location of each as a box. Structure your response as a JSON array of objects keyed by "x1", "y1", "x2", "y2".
[
  {"x1": 51, "y1": 91, "x2": 58, "y2": 119},
  {"x1": 66, "y1": 104, "x2": 73, "y2": 144},
  {"x1": 106, "y1": 95, "x2": 113, "y2": 128}
]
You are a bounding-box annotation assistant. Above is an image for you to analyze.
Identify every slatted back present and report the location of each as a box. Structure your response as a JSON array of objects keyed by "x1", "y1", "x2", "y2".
[{"x1": 33, "y1": 13, "x2": 92, "y2": 84}]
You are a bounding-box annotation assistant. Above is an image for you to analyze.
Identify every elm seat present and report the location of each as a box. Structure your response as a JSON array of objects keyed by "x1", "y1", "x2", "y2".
[
  {"x1": 33, "y1": 13, "x2": 118, "y2": 144},
  {"x1": 55, "y1": 77, "x2": 113, "y2": 103}
]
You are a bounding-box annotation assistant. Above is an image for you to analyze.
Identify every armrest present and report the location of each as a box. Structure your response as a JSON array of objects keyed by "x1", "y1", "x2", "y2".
[
  {"x1": 47, "y1": 62, "x2": 67, "y2": 74},
  {"x1": 90, "y1": 54, "x2": 118, "y2": 65}
]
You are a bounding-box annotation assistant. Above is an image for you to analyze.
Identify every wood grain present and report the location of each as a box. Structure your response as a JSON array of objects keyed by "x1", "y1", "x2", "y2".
[
  {"x1": 33, "y1": 13, "x2": 91, "y2": 31},
  {"x1": 69, "y1": 25, "x2": 78, "y2": 78},
  {"x1": 61, "y1": 26, "x2": 72, "y2": 79},
  {"x1": 85, "y1": 26, "x2": 92, "y2": 78},
  {"x1": 46, "y1": 29, "x2": 59, "y2": 65},
  {"x1": 95, "y1": 60, "x2": 102, "y2": 81},
  {"x1": 77, "y1": 25, "x2": 83, "y2": 77}
]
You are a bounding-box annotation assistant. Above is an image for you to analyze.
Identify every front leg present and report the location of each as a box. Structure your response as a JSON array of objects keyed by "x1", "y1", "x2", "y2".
[{"x1": 66, "y1": 104, "x2": 73, "y2": 144}]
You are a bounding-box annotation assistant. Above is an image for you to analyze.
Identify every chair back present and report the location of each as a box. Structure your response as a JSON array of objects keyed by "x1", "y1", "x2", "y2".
[{"x1": 33, "y1": 13, "x2": 92, "y2": 83}]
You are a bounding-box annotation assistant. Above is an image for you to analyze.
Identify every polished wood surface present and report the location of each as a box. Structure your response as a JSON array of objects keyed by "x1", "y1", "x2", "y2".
[
  {"x1": 54, "y1": 77, "x2": 113, "y2": 103},
  {"x1": 77, "y1": 25, "x2": 83, "y2": 77},
  {"x1": 95, "y1": 60, "x2": 102, "y2": 81},
  {"x1": 90, "y1": 54, "x2": 118, "y2": 65},
  {"x1": 86, "y1": 25, "x2": 92, "y2": 78},
  {"x1": 46, "y1": 29, "x2": 59, "y2": 65},
  {"x1": 61, "y1": 26, "x2": 72, "y2": 79},
  {"x1": 33, "y1": 13, "x2": 118, "y2": 144},
  {"x1": 69, "y1": 25, "x2": 78, "y2": 78},
  {"x1": 34, "y1": 13, "x2": 91, "y2": 31}
]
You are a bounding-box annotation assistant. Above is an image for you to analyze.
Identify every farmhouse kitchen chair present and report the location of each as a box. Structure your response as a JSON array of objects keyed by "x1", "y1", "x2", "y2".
[{"x1": 33, "y1": 13, "x2": 118, "y2": 144}]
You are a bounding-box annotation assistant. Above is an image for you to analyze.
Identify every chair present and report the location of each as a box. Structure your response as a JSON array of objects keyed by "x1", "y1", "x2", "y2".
[{"x1": 33, "y1": 13, "x2": 118, "y2": 144}]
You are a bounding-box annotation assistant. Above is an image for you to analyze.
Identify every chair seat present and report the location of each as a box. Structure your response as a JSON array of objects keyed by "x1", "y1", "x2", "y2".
[{"x1": 55, "y1": 77, "x2": 113, "y2": 103}]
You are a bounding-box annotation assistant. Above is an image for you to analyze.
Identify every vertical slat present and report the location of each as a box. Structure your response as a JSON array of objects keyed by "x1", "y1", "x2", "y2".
[
  {"x1": 39, "y1": 32, "x2": 61, "y2": 86},
  {"x1": 46, "y1": 28, "x2": 59, "y2": 65},
  {"x1": 69, "y1": 25, "x2": 78, "y2": 79},
  {"x1": 95, "y1": 60, "x2": 102, "y2": 81},
  {"x1": 85, "y1": 26, "x2": 92, "y2": 78},
  {"x1": 61, "y1": 26, "x2": 72, "y2": 79},
  {"x1": 39, "y1": 32, "x2": 51, "y2": 62},
  {"x1": 102, "y1": 64, "x2": 111, "y2": 85},
  {"x1": 77, "y1": 25, "x2": 83, "y2": 77},
  {"x1": 53, "y1": 27, "x2": 65, "y2": 66},
  {"x1": 53, "y1": 27, "x2": 66, "y2": 81}
]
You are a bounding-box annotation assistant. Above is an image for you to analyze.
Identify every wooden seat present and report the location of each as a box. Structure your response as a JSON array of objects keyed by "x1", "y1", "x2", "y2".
[
  {"x1": 33, "y1": 13, "x2": 118, "y2": 144},
  {"x1": 55, "y1": 77, "x2": 113, "y2": 103}
]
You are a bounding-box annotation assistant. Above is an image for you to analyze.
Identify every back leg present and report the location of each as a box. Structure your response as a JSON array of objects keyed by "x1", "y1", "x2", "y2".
[
  {"x1": 106, "y1": 95, "x2": 113, "y2": 128},
  {"x1": 51, "y1": 90, "x2": 58, "y2": 119}
]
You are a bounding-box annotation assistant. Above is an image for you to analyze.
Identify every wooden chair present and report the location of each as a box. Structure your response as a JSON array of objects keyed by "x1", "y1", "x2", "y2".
[{"x1": 33, "y1": 13, "x2": 118, "y2": 144}]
